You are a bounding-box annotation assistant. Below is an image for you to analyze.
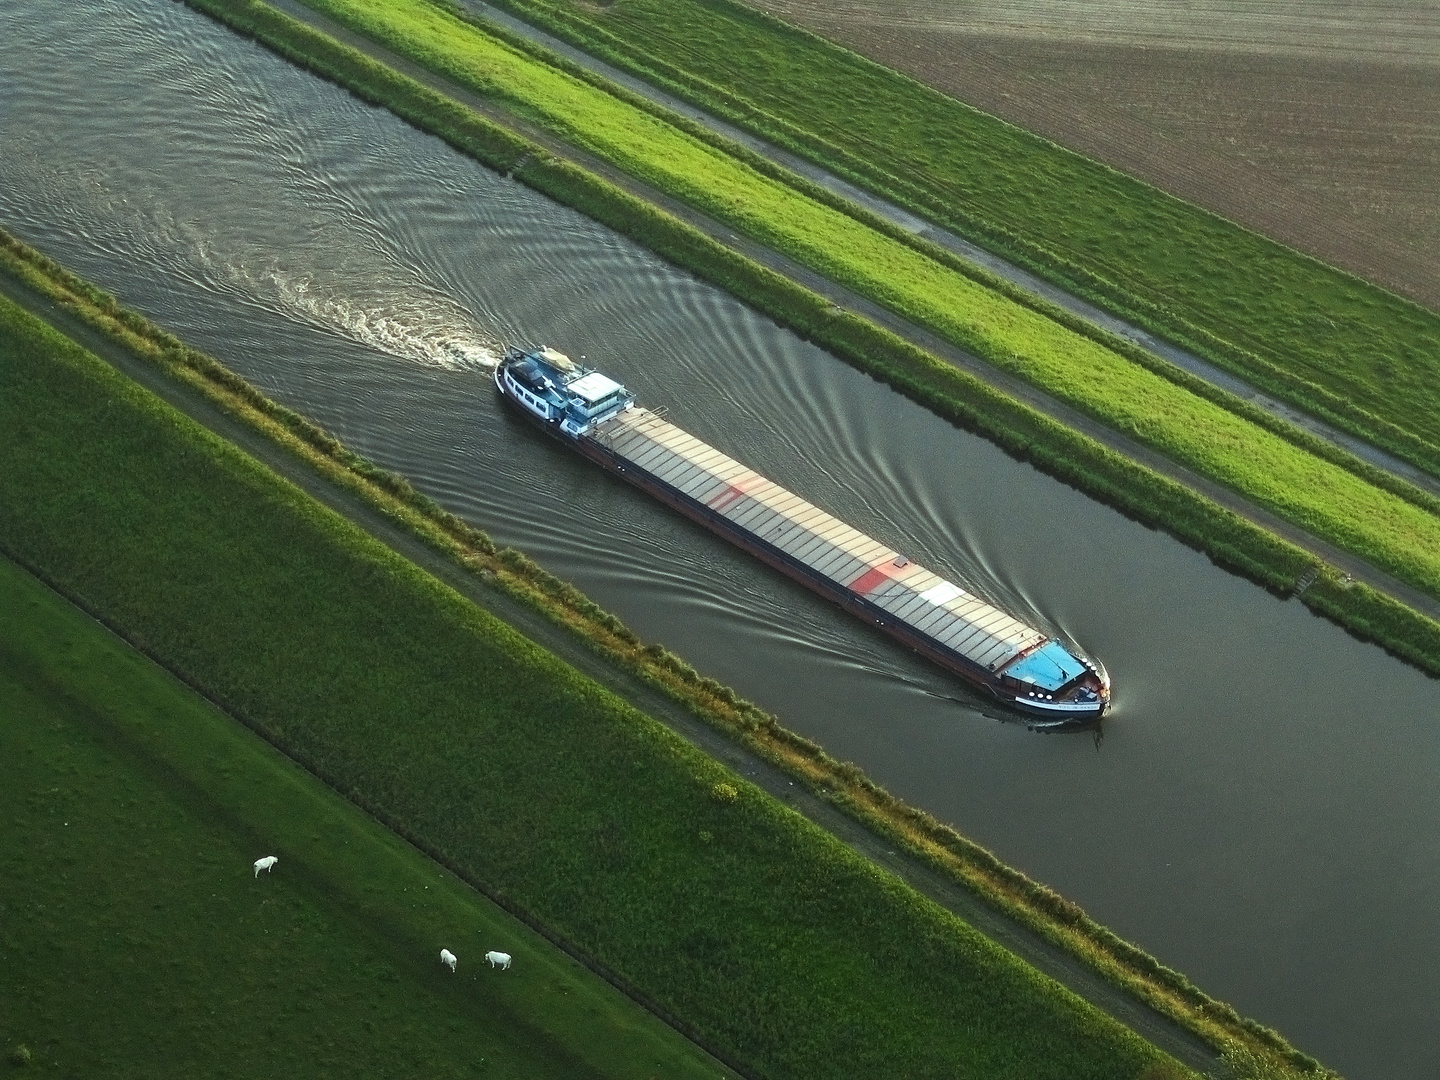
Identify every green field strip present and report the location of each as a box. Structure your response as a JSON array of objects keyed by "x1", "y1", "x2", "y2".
[
  {"x1": 0, "y1": 556, "x2": 730, "y2": 1079},
  {"x1": 341, "y1": 0, "x2": 1440, "y2": 526},
  {"x1": 480, "y1": 0, "x2": 1440, "y2": 482},
  {"x1": 248, "y1": 0, "x2": 1440, "y2": 606},
  {"x1": 423, "y1": 0, "x2": 1440, "y2": 529},
  {"x1": 0, "y1": 232, "x2": 1351, "y2": 1076},
  {"x1": 0, "y1": 294, "x2": 1189, "y2": 1077}
]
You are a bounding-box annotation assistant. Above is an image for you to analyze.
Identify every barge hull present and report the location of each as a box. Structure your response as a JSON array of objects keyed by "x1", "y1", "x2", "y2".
[{"x1": 494, "y1": 362, "x2": 1107, "y2": 722}]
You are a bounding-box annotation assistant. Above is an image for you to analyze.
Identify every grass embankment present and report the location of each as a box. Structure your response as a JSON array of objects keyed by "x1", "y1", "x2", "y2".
[
  {"x1": 0, "y1": 287, "x2": 1189, "y2": 1075},
  {"x1": 270, "y1": 0, "x2": 1440, "y2": 604},
  {"x1": 0, "y1": 558, "x2": 729, "y2": 1080},
  {"x1": 482, "y1": 0, "x2": 1440, "y2": 483},
  {"x1": 0, "y1": 232, "x2": 1344, "y2": 1076},
  {"x1": 180, "y1": 0, "x2": 1440, "y2": 634}
]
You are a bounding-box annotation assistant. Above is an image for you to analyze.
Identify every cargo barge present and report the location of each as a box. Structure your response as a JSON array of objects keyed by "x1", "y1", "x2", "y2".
[{"x1": 495, "y1": 346, "x2": 1110, "y2": 723}]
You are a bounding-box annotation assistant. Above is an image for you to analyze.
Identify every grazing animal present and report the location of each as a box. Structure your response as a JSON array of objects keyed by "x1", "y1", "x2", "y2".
[
  {"x1": 440, "y1": 948, "x2": 457, "y2": 973},
  {"x1": 485, "y1": 950, "x2": 512, "y2": 970},
  {"x1": 253, "y1": 855, "x2": 278, "y2": 878}
]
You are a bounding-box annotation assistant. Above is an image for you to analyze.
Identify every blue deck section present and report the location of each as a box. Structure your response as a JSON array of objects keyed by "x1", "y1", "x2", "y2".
[{"x1": 1003, "y1": 640, "x2": 1083, "y2": 690}]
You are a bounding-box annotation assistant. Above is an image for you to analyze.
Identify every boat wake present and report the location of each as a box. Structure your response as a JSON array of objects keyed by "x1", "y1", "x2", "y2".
[
  {"x1": 1, "y1": 121, "x2": 503, "y2": 373},
  {"x1": 266, "y1": 269, "x2": 498, "y2": 371},
  {"x1": 193, "y1": 241, "x2": 500, "y2": 372}
]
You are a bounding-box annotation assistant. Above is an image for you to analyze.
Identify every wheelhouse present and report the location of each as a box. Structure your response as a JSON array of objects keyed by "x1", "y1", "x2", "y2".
[{"x1": 497, "y1": 347, "x2": 634, "y2": 435}]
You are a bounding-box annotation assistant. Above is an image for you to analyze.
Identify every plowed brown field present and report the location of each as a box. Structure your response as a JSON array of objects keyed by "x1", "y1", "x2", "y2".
[{"x1": 754, "y1": 0, "x2": 1440, "y2": 311}]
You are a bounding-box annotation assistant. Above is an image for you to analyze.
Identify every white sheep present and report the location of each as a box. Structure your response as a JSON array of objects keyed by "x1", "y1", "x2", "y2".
[
  {"x1": 253, "y1": 855, "x2": 278, "y2": 878},
  {"x1": 440, "y1": 948, "x2": 457, "y2": 973},
  {"x1": 485, "y1": 950, "x2": 512, "y2": 970}
]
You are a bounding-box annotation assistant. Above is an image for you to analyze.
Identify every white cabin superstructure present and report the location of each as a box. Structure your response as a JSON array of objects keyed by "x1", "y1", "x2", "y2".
[{"x1": 497, "y1": 346, "x2": 634, "y2": 435}]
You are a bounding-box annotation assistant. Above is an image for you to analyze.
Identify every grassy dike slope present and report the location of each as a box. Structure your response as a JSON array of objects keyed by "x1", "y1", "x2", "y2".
[
  {"x1": 0, "y1": 556, "x2": 729, "y2": 1080},
  {"x1": 207, "y1": 0, "x2": 1440, "y2": 612},
  {"x1": 0, "y1": 302, "x2": 1184, "y2": 1076},
  {"x1": 482, "y1": 0, "x2": 1440, "y2": 481}
]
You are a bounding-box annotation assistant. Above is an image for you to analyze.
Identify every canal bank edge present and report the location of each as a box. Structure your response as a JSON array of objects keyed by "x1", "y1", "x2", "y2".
[
  {"x1": 0, "y1": 227, "x2": 1331, "y2": 1076},
  {"x1": 175, "y1": 0, "x2": 1440, "y2": 683},
  {"x1": 427, "y1": 0, "x2": 1440, "y2": 514}
]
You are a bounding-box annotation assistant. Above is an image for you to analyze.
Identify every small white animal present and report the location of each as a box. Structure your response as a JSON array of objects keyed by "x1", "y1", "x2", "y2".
[
  {"x1": 440, "y1": 948, "x2": 457, "y2": 973},
  {"x1": 253, "y1": 855, "x2": 278, "y2": 878},
  {"x1": 485, "y1": 950, "x2": 512, "y2": 970}
]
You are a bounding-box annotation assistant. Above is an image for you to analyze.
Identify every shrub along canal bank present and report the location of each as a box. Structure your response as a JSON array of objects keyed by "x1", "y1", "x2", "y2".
[
  {"x1": 469, "y1": 0, "x2": 1440, "y2": 486},
  {"x1": 0, "y1": 554, "x2": 733, "y2": 1080},
  {"x1": 0, "y1": 263, "x2": 1195, "y2": 1080},
  {"x1": 0, "y1": 232, "x2": 1333, "y2": 1077},
  {"x1": 169, "y1": 0, "x2": 1440, "y2": 676}
]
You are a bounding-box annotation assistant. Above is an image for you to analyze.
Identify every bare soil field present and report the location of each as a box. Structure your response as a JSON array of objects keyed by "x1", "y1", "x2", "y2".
[{"x1": 753, "y1": 0, "x2": 1440, "y2": 311}]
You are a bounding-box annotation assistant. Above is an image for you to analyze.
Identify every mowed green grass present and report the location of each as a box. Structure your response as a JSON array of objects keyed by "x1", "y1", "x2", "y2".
[
  {"x1": 0, "y1": 556, "x2": 731, "y2": 1079},
  {"x1": 276, "y1": 0, "x2": 1440, "y2": 602},
  {"x1": 0, "y1": 299, "x2": 1183, "y2": 1076},
  {"x1": 487, "y1": 0, "x2": 1440, "y2": 476}
]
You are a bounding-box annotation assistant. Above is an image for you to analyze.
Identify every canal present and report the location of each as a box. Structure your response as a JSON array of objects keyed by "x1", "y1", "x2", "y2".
[{"x1": 2, "y1": 2, "x2": 1437, "y2": 1075}]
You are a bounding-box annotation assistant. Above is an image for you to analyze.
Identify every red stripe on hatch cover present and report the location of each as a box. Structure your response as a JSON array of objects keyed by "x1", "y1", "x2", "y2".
[
  {"x1": 707, "y1": 474, "x2": 760, "y2": 513},
  {"x1": 849, "y1": 562, "x2": 900, "y2": 595}
]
